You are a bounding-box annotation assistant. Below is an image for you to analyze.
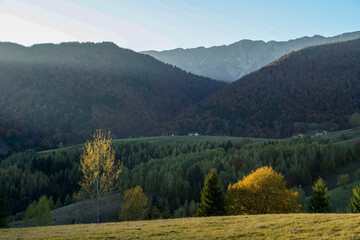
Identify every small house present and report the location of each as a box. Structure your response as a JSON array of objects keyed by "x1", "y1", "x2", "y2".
[{"x1": 188, "y1": 132, "x2": 199, "y2": 136}]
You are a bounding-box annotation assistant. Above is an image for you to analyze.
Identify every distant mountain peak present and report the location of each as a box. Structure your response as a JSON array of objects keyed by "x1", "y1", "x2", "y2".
[{"x1": 142, "y1": 31, "x2": 360, "y2": 82}]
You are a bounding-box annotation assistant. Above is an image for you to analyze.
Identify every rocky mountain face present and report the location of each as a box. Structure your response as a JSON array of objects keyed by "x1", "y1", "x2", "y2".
[{"x1": 142, "y1": 31, "x2": 360, "y2": 82}]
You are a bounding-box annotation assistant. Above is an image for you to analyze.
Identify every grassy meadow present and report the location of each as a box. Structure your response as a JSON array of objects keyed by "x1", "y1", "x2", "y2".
[{"x1": 2, "y1": 214, "x2": 360, "y2": 239}]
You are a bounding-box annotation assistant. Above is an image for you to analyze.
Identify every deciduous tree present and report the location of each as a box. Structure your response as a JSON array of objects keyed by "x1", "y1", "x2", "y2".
[
  {"x1": 119, "y1": 186, "x2": 148, "y2": 221},
  {"x1": 226, "y1": 166, "x2": 301, "y2": 215},
  {"x1": 337, "y1": 174, "x2": 350, "y2": 189},
  {"x1": 79, "y1": 129, "x2": 122, "y2": 223},
  {"x1": 350, "y1": 184, "x2": 360, "y2": 213}
]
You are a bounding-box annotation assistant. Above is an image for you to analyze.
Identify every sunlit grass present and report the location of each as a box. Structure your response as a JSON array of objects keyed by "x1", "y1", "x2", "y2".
[{"x1": 2, "y1": 214, "x2": 360, "y2": 239}]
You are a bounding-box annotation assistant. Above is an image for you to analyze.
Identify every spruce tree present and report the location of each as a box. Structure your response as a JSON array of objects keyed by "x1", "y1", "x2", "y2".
[
  {"x1": 0, "y1": 188, "x2": 9, "y2": 228},
  {"x1": 196, "y1": 169, "x2": 225, "y2": 217},
  {"x1": 350, "y1": 184, "x2": 360, "y2": 213},
  {"x1": 309, "y1": 177, "x2": 331, "y2": 213},
  {"x1": 35, "y1": 195, "x2": 52, "y2": 226},
  {"x1": 55, "y1": 197, "x2": 62, "y2": 209},
  {"x1": 64, "y1": 194, "x2": 73, "y2": 206},
  {"x1": 23, "y1": 202, "x2": 36, "y2": 227},
  {"x1": 48, "y1": 196, "x2": 55, "y2": 210}
]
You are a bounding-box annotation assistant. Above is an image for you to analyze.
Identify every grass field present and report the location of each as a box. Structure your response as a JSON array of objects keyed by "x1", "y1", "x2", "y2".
[{"x1": 2, "y1": 214, "x2": 360, "y2": 239}]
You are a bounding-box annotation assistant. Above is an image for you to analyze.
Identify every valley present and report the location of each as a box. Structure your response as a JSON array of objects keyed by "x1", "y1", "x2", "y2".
[{"x1": 0, "y1": 3, "x2": 359, "y2": 237}]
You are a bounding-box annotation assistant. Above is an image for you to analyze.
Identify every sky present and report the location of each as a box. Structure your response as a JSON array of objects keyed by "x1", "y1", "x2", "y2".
[{"x1": 0, "y1": 0, "x2": 359, "y2": 51}]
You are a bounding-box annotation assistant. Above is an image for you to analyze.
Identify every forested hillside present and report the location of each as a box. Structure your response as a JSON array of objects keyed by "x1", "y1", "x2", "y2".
[
  {"x1": 1, "y1": 135, "x2": 360, "y2": 217},
  {"x1": 0, "y1": 42, "x2": 225, "y2": 154},
  {"x1": 169, "y1": 39, "x2": 360, "y2": 138},
  {"x1": 143, "y1": 31, "x2": 360, "y2": 82}
]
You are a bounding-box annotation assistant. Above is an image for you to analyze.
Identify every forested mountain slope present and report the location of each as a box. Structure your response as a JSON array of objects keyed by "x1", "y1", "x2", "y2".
[
  {"x1": 143, "y1": 31, "x2": 360, "y2": 82},
  {"x1": 168, "y1": 39, "x2": 360, "y2": 138},
  {"x1": 0, "y1": 42, "x2": 225, "y2": 153}
]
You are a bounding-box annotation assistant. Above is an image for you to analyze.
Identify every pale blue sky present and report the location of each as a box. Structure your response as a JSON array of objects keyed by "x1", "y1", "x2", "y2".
[{"x1": 0, "y1": 0, "x2": 359, "y2": 51}]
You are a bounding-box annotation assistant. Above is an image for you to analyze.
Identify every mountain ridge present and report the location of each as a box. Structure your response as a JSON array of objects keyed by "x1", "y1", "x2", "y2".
[
  {"x1": 0, "y1": 41, "x2": 225, "y2": 154},
  {"x1": 165, "y1": 38, "x2": 360, "y2": 138},
  {"x1": 142, "y1": 31, "x2": 360, "y2": 82}
]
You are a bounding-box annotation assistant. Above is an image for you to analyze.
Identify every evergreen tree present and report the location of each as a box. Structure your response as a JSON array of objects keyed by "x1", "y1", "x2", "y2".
[
  {"x1": 48, "y1": 196, "x2": 55, "y2": 210},
  {"x1": 188, "y1": 200, "x2": 197, "y2": 217},
  {"x1": 23, "y1": 201, "x2": 36, "y2": 227},
  {"x1": 0, "y1": 188, "x2": 9, "y2": 228},
  {"x1": 196, "y1": 169, "x2": 225, "y2": 217},
  {"x1": 55, "y1": 197, "x2": 62, "y2": 209},
  {"x1": 148, "y1": 197, "x2": 161, "y2": 219},
  {"x1": 350, "y1": 184, "x2": 360, "y2": 213},
  {"x1": 174, "y1": 207, "x2": 187, "y2": 218},
  {"x1": 34, "y1": 195, "x2": 52, "y2": 226},
  {"x1": 149, "y1": 205, "x2": 161, "y2": 219},
  {"x1": 64, "y1": 194, "x2": 72, "y2": 206},
  {"x1": 309, "y1": 177, "x2": 331, "y2": 213},
  {"x1": 161, "y1": 205, "x2": 171, "y2": 219}
]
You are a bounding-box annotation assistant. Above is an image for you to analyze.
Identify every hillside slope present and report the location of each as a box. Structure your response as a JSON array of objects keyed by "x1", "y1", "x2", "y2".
[
  {"x1": 3, "y1": 214, "x2": 360, "y2": 239},
  {"x1": 143, "y1": 31, "x2": 360, "y2": 82},
  {"x1": 0, "y1": 42, "x2": 225, "y2": 153},
  {"x1": 168, "y1": 39, "x2": 360, "y2": 138}
]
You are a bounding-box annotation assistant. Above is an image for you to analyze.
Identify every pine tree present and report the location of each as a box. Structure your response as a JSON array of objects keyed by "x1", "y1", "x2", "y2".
[
  {"x1": 350, "y1": 184, "x2": 360, "y2": 213},
  {"x1": 161, "y1": 205, "x2": 171, "y2": 219},
  {"x1": 0, "y1": 188, "x2": 9, "y2": 228},
  {"x1": 34, "y1": 195, "x2": 52, "y2": 226},
  {"x1": 55, "y1": 197, "x2": 62, "y2": 209},
  {"x1": 196, "y1": 169, "x2": 225, "y2": 217},
  {"x1": 309, "y1": 177, "x2": 331, "y2": 213},
  {"x1": 148, "y1": 197, "x2": 161, "y2": 219},
  {"x1": 64, "y1": 194, "x2": 72, "y2": 206},
  {"x1": 48, "y1": 196, "x2": 55, "y2": 210},
  {"x1": 23, "y1": 201, "x2": 36, "y2": 227}
]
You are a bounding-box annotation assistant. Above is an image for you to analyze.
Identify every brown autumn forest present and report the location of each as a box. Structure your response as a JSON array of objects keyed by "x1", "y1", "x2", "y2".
[
  {"x1": 169, "y1": 39, "x2": 360, "y2": 138},
  {"x1": 0, "y1": 42, "x2": 225, "y2": 153}
]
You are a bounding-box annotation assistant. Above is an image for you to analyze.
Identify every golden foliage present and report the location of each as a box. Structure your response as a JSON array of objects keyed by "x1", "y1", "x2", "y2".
[
  {"x1": 79, "y1": 129, "x2": 122, "y2": 222},
  {"x1": 79, "y1": 130, "x2": 122, "y2": 196},
  {"x1": 226, "y1": 166, "x2": 301, "y2": 215},
  {"x1": 119, "y1": 186, "x2": 148, "y2": 221}
]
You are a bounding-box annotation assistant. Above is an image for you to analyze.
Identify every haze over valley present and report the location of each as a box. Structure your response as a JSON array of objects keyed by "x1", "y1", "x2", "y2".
[{"x1": 1, "y1": 1, "x2": 360, "y2": 239}]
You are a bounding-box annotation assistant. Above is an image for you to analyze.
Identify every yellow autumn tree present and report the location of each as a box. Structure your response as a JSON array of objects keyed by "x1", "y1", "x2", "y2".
[
  {"x1": 226, "y1": 166, "x2": 301, "y2": 215},
  {"x1": 119, "y1": 186, "x2": 148, "y2": 221},
  {"x1": 79, "y1": 129, "x2": 122, "y2": 223}
]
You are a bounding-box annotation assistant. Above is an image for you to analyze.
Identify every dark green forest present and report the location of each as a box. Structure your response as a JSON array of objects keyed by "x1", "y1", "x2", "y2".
[
  {"x1": 0, "y1": 42, "x2": 225, "y2": 154},
  {"x1": 169, "y1": 39, "x2": 360, "y2": 138},
  {"x1": 1, "y1": 136, "x2": 359, "y2": 217},
  {"x1": 1, "y1": 39, "x2": 360, "y2": 158}
]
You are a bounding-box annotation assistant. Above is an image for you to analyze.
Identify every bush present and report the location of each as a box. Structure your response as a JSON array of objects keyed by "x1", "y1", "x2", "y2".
[
  {"x1": 226, "y1": 166, "x2": 301, "y2": 214},
  {"x1": 119, "y1": 186, "x2": 148, "y2": 221}
]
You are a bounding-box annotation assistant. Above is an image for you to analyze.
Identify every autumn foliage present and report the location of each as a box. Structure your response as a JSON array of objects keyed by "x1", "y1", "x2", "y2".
[
  {"x1": 79, "y1": 129, "x2": 122, "y2": 223},
  {"x1": 226, "y1": 166, "x2": 301, "y2": 214}
]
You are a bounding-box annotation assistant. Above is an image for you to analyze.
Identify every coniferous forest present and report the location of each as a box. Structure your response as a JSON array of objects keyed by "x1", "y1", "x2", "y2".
[{"x1": 1, "y1": 135, "x2": 360, "y2": 220}]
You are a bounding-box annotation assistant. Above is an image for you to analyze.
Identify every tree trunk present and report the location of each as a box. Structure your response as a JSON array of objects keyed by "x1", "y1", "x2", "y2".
[{"x1": 96, "y1": 175, "x2": 100, "y2": 223}]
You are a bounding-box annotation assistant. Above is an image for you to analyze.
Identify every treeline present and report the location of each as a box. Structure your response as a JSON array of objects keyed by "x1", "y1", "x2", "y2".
[
  {"x1": 169, "y1": 39, "x2": 360, "y2": 138},
  {"x1": 1, "y1": 137, "x2": 360, "y2": 217}
]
